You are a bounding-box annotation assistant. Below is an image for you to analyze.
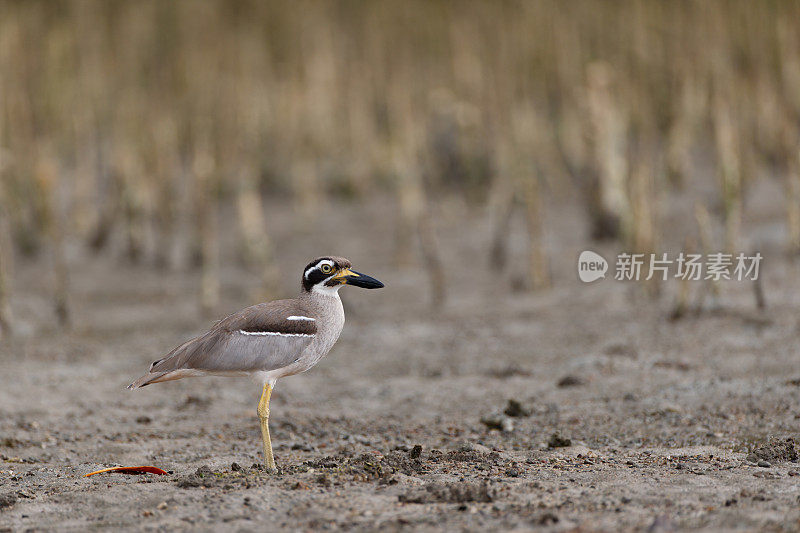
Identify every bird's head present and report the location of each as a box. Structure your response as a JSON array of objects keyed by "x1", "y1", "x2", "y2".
[{"x1": 301, "y1": 256, "x2": 384, "y2": 294}]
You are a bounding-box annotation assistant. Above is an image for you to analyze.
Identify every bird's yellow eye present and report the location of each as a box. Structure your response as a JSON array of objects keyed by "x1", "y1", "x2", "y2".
[{"x1": 321, "y1": 264, "x2": 333, "y2": 274}]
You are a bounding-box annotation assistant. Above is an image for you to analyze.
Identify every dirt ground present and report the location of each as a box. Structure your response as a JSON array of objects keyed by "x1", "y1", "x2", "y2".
[{"x1": 2, "y1": 190, "x2": 800, "y2": 532}]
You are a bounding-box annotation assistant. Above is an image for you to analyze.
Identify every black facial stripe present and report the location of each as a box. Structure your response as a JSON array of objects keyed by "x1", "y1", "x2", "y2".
[{"x1": 300, "y1": 257, "x2": 351, "y2": 292}]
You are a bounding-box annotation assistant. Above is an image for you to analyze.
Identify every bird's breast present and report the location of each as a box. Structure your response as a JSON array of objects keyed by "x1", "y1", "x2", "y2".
[{"x1": 313, "y1": 297, "x2": 346, "y2": 358}]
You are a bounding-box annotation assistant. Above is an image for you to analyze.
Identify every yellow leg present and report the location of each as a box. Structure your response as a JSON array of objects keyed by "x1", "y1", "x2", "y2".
[{"x1": 257, "y1": 382, "x2": 277, "y2": 472}]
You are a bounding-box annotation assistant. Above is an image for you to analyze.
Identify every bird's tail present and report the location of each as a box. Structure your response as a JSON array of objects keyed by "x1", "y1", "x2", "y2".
[{"x1": 127, "y1": 372, "x2": 169, "y2": 390}]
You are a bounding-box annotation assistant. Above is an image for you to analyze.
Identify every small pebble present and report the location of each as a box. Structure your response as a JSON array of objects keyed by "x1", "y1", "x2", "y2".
[
  {"x1": 409, "y1": 445, "x2": 422, "y2": 459},
  {"x1": 195, "y1": 465, "x2": 213, "y2": 477},
  {"x1": 757, "y1": 460, "x2": 771, "y2": 468},
  {"x1": 504, "y1": 399, "x2": 531, "y2": 418},
  {"x1": 557, "y1": 375, "x2": 586, "y2": 388},
  {"x1": 0, "y1": 492, "x2": 17, "y2": 509},
  {"x1": 547, "y1": 433, "x2": 571, "y2": 448}
]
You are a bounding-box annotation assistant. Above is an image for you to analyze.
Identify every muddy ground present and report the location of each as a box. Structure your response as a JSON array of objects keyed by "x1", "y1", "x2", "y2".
[{"x1": 2, "y1": 190, "x2": 800, "y2": 532}]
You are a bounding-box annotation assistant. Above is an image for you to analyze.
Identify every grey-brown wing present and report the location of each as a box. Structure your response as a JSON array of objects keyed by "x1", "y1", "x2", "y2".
[{"x1": 149, "y1": 300, "x2": 317, "y2": 374}]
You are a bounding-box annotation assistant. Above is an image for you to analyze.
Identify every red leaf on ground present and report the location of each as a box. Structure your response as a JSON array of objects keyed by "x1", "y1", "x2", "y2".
[{"x1": 83, "y1": 466, "x2": 169, "y2": 477}]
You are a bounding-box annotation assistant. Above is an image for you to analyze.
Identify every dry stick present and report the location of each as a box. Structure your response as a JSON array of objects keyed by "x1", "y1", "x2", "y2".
[
  {"x1": 38, "y1": 156, "x2": 71, "y2": 329},
  {"x1": 712, "y1": 92, "x2": 742, "y2": 254},
  {"x1": 521, "y1": 172, "x2": 549, "y2": 290},
  {"x1": 0, "y1": 77, "x2": 13, "y2": 337},
  {"x1": 486, "y1": 131, "x2": 517, "y2": 272},
  {"x1": 194, "y1": 148, "x2": 219, "y2": 315},
  {"x1": 87, "y1": 163, "x2": 120, "y2": 252},
  {"x1": 0, "y1": 197, "x2": 14, "y2": 337},
  {"x1": 778, "y1": 12, "x2": 800, "y2": 232},
  {"x1": 393, "y1": 160, "x2": 419, "y2": 268},
  {"x1": 170, "y1": 161, "x2": 195, "y2": 271},
  {"x1": 417, "y1": 201, "x2": 446, "y2": 309},
  {"x1": 389, "y1": 87, "x2": 420, "y2": 269},
  {"x1": 118, "y1": 150, "x2": 146, "y2": 263},
  {"x1": 785, "y1": 138, "x2": 800, "y2": 255},
  {"x1": 346, "y1": 73, "x2": 376, "y2": 197},
  {"x1": 236, "y1": 166, "x2": 279, "y2": 300},
  {"x1": 517, "y1": 106, "x2": 551, "y2": 290},
  {"x1": 666, "y1": 77, "x2": 701, "y2": 189},
  {"x1": 586, "y1": 62, "x2": 630, "y2": 241},
  {"x1": 152, "y1": 118, "x2": 179, "y2": 268},
  {"x1": 630, "y1": 148, "x2": 657, "y2": 297},
  {"x1": 487, "y1": 182, "x2": 515, "y2": 272},
  {"x1": 291, "y1": 158, "x2": 321, "y2": 228},
  {"x1": 398, "y1": 108, "x2": 446, "y2": 306},
  {"x1": 694, "y1": 202, "x2": 719, "y2": 308},
  {"x1": 415, "y1": 165, "x2": 446, "y2": 308},
  {"x1": 753, "y1": 265, "x2": 766, "y2": 311},
  {"x1": 670, "y1": 237, "x2": 694, "y2": 320}
]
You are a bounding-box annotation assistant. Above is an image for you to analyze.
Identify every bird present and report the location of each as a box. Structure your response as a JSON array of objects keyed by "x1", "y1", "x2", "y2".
[{"x1": 128, "y1": 256, "x2": 383, "y2": 471}]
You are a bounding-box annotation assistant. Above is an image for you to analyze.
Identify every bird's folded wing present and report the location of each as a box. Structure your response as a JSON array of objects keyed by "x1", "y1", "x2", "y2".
[{"x1": 150, "y1": 301, "x2": 317, "y2": 374}]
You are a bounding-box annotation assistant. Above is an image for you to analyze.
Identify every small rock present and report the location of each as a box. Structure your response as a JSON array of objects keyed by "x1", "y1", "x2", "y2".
[
  {"x1": 0, "y1": 492, "x2": 17, "y2": 509},
  {"x1": 547, "y1": 433, "x2": 571, "y2": 448},
  {"x1": 409, "y1": 445, "x2": 422, "y2": 459},
  {"x1": 504, "y1": 399, "x2": 531, "y2": 417},
  {"x1": 175, "y1": 475, "x2": 203, "y2": 489},
  {"x1": 135, "y1": 416, "x2": 152, "y2": 424},
  {"x1": 230, "y1": 462, "x2": 242, "y2": 472},
  {"x1": 603, "y1": 343, "x2": 638, "y2": 358},
  {"x1": 749, "y1": 437, "x2": 798, "y2": 464},
  {"x1": 557, "y1": 375, "x2": 586, "y2": 388},
  {"x1": 195, "y1": 465, "x2": 213, "y2": 477},
  {"x1": 157, "y1": 502, "x2": 168, "y2": 510},
  {"x1": 757, "y1": 460, "x2": 771, "y2": 468},
  {"x1": 537, "y1": 512, "x2": 559, "y2": 525},
  {"x1": 486, "y1": 365, "x2": 532, "y2": 379},
  {"x1": 456, "y1": 441, "x2": 493, "y2": 454},
  {"x1": 399, "y1": 482, "x2": 493, "y2": 504},
  {"x1": 480, "y1": 414, "x2": 514, "y2": 432}
]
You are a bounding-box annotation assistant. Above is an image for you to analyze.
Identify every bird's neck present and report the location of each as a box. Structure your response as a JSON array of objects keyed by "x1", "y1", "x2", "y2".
[
  {"x1": 302, "y1": 284, "x2": 346, "y2": 334},
  {"x1": 307, "y1": 284, "x2": 343, "y2": 299}
]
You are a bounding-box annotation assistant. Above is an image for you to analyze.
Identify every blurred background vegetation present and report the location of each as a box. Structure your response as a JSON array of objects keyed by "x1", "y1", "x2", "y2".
[{"x1": 0, "y1": 0, "x2": 798, "y2": 335}]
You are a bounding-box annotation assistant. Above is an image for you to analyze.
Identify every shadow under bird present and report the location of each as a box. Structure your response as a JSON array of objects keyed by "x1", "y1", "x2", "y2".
[{"x1": 128, "y1": 256, "x2": 384, "y2": 471}]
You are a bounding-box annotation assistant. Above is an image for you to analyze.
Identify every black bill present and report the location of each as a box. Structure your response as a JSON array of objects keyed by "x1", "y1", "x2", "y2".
[{"x1": 345, "y1": 271, "x2": 384, "y2": 289}]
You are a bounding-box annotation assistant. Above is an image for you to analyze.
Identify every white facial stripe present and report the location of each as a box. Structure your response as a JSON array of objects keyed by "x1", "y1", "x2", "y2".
[
  {"x1": 304, "y1": 259, "x2": 335, "y2": 280},
  {"x1": 286, "y1": 316, "x2": 315, "y2": 321},
  {"x1": 238, "y1": 330, "x2": 315, "y2": 337}
]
